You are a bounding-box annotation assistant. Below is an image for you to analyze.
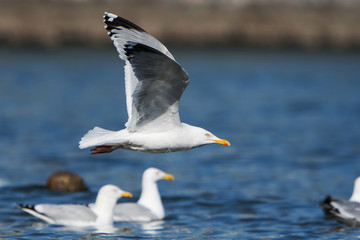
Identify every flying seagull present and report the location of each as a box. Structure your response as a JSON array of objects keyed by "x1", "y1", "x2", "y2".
[{"x1": 79, "y1": 12, "x2": 230, "y2": 154}]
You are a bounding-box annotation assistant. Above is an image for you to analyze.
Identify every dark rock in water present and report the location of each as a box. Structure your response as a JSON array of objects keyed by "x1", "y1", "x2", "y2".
[{"x1": 46, "y1": 171, "x2": 88, "y2": 192}]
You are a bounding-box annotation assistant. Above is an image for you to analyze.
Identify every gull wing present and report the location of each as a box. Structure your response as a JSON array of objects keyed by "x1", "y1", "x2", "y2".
[
  {"x1": 19, "y1": 204, "x2": 97, "y2": 226},
  {"x1": 124, "y1": 42, "x2": 189, "y2": 131},
  {"x1": 104, "y1": 13, "x2": 188, "y2": 131},
  {"x1": 321, "y1": 196, "x2": 360, "y2": 226}
]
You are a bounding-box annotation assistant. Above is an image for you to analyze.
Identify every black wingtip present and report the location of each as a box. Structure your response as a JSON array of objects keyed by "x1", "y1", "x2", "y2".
[
  {"x1": 124, "y1": 42, "x2": 165, "y2": 62},
  {"x1": 319, "y1": 195, "x2": 333, "y2": 208},
  {"x1": 16, "y1": 203, "x2": 35, "y2": 210},
  {"x1": 103, "y1": 12, "x2": 146, "y2": 32},
  {"x1": 323, "y1": 195, "x2": 333, "y2": 204},
  {"x1": 320, "y1": 195, "x2": 341, "y2": 216}
]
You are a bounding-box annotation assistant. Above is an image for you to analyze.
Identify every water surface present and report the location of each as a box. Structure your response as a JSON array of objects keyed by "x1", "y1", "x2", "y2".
[{"x1": 1, "y1": 48, "x2": 360, "y2": 239}]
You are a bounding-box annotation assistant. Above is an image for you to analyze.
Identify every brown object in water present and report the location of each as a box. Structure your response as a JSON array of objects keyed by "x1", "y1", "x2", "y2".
[{"x1": 46, "y1": 171, "x2": 88, "y2": 192}]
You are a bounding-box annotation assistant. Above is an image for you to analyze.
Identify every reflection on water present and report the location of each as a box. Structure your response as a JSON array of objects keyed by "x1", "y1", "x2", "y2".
[
  {"x1": 94, "y1": 225, "x2": 118, "y2": 234},
  {"x1": 27, "y1": 220, "x2": 119, "y2": 234},
  {"x1": 139, "y1": 220, "x2": 164, "y2": 235}
]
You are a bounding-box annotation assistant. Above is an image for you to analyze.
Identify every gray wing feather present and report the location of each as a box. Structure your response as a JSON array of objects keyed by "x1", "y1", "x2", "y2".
[
  {"x1": 103, "y1": 13, "x2": 188, "y2": 132},
  {"x1": 125, "y1": 43, "x2": 189, "y2": 131},
  {"x1": 114, "y1": 202, "x2": 158, "y2": 222},
  {"x1": 35, "y1": 204, "x2": 96, "y2": 223},
  {"x1": 104, "y1": 12, "x2": 175, "y2": 61},
  {"x1": 321, "y1": 196, "x2": 360, "y2": 226}
]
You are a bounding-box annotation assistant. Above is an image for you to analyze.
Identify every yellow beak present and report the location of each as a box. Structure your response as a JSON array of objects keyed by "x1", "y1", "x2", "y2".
[
  {"x1": 214, "y1": 139, "x2": 230, "y2": 146},
  {"x1": 121, "y1": 191, "x2": 133, "y2": 198},
  {"x1": 162, "y1": 173, "x2": 174, "y2": 181}
]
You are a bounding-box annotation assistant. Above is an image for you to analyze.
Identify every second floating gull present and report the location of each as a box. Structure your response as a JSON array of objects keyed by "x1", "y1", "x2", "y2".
[
  {"x1": 79, "y1": 12, "x2": 230, "y2": 154},
  {"x1": 113, "y1": 167, "x2": 173, "y2": 222}
]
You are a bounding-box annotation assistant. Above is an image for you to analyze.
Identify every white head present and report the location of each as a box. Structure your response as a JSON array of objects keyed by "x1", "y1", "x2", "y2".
[
  {"x1": 350, "y1": 177, "x2": 360, "y2": 202},
  {"x1": 185, "y1": 125, "x2": 230, "y2": 148},
  {"x1": 93, "y1": 184, "x2": 132, "y2": 226},
  {"x1": 143, "y1": 167, "x2": 174, "y2": 183}
]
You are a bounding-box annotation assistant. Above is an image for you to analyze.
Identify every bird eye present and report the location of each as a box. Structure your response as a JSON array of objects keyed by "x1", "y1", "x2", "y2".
[{"x1": 205, "y1": 133, "x2": 211, "y2": 137}]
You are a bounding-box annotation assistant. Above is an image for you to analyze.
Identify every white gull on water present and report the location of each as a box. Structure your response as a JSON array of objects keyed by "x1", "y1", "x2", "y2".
[
  {"x1": 112, "y1": 167, "x2": 174, "y2": 222},
  {"x1": 320, "y1": 177, "x2": 360, "y2": 226},
  {"x1": 79, "y1": 12, "x2": 230, "y2": 154},
  {"x1": 18, "y1": 185, "x2": 132, "y2": 229}
]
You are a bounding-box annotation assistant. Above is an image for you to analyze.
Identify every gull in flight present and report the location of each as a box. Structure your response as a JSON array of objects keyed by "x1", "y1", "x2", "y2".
[
  {"x1": 18, "y1": 184, "x2": 132, "y2": 230},
  {"x1": 79, "y1": 12, "x2": 230, "y2": 154}
]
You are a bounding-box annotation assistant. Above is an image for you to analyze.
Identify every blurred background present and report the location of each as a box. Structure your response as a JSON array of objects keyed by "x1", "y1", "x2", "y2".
[
  {"x1": 1, "y1": 0, "x2": 360, "y2": 239},
  {"x1": 1, "y1": 0, "x2": 360, "y2": 50}
]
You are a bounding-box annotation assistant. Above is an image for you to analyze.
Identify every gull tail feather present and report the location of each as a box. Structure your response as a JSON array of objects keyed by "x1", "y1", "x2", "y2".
[
  {"x1": 79, "y1": 127, "x2": 117, "y2": 149},
  {"x1": 17, "y1": 204, "x2": 55, "y2": 224}
]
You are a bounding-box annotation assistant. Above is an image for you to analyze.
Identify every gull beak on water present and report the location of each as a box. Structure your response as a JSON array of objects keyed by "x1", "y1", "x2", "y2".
[
  {"x1": 214, "y1": 139, "x2": 230, "y2": 146},
  {"x1": 162, "y1": 174, "x2": 174, "y2": 181}
]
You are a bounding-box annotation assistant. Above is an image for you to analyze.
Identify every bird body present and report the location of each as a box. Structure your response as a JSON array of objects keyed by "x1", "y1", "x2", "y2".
[
  {"x1": 113, "y1": 203, "x2": 158, "y2": 222},
  {"x1": 81, "y1": 123, "x2": 227, "y2": 153},
  {"x1": 18, "y1": 185, "x2": 132, "y2": 228},
  {"x1": 19, "y1": 204, "x2": 97, "y2": 227}
]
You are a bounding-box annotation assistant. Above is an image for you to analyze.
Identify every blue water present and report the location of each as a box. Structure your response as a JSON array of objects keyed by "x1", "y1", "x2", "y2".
[{"x1": 1, "y1": 47, "x2": 360, "y2": 239}]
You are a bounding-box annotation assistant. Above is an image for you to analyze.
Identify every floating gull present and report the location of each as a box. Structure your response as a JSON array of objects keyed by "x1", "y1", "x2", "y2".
[
  {"x1": 79, "y1": 12, "x2": 230, "y2": 154},
  {"x1": 18, "y1": 184, "x2": 132, "y2": 229},
  {"x1": 113, "y1": 168, "x2": 173, "y2": 222},
  {"x1": 320, "y1": 177, "x2": 360, "y2": 226}
]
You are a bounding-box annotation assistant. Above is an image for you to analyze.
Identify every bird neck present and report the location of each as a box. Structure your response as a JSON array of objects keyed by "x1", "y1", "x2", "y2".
[
  {"x1": 93, "y1": 195, "x2": 116, "y2": 227},
  {"x1": 350, "y1": 179, "x2": 360, "y2": 202},
  {"x1": 137, "y1": 180, "x2": 165, "y2": 219}
]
